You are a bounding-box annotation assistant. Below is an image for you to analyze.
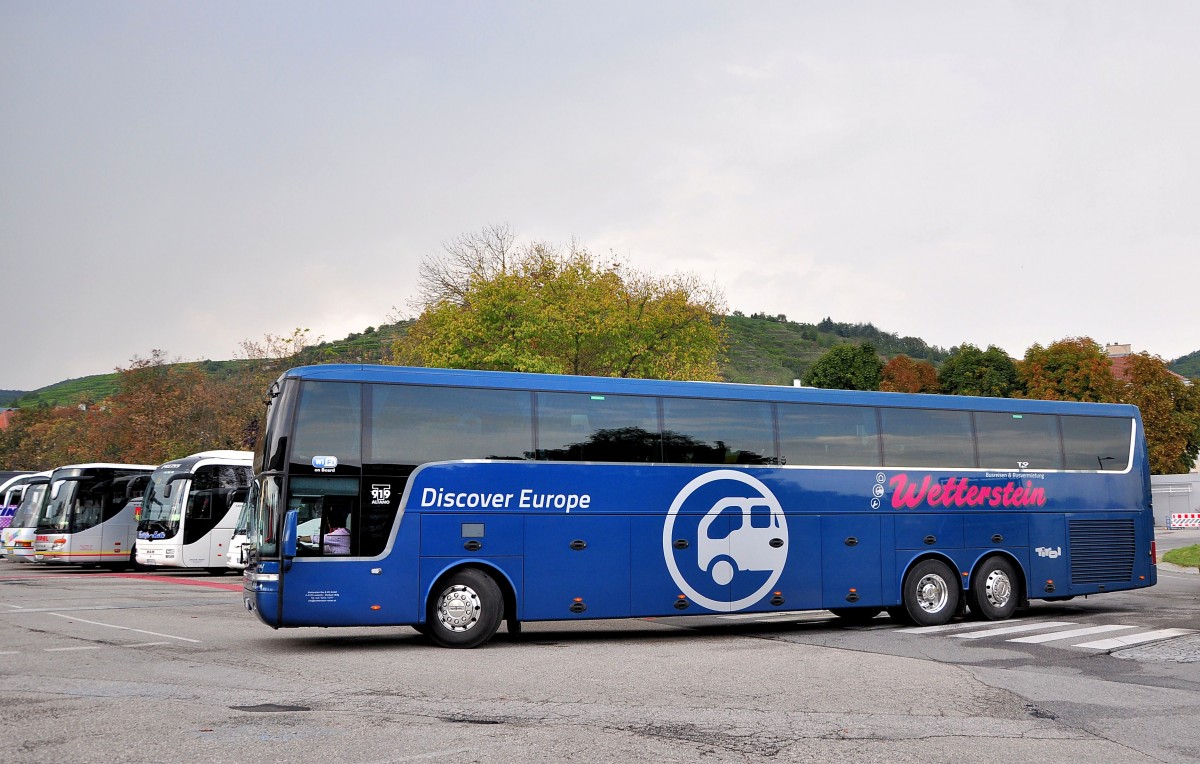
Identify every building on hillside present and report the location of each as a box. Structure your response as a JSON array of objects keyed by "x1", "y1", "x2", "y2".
[
  {"x1": 1105, "y1": 343, "x2": 1190, "y2": 385},
  {"x1": 0, "y1": 408, "x2": 17, "y2": 430}
]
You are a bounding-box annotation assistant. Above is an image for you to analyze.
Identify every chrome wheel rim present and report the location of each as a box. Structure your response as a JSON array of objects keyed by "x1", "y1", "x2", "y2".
[
  {"x1": 916, "y1": 573, "x2": 949, "y2": 613},
  {"x1": 983, "y1": 569, "x2": 1012, "y2": 609},
  {"x1": 436, "y1": 584, "x2": 481, "y2": 632}
]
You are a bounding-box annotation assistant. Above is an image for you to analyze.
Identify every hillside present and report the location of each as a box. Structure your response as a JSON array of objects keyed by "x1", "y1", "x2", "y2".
[
  {"x1": 7, "y1": 316, "x2": 1194, "y2": 408},
  {"x1": 1171, "y1": 349, "x2": 1200, "y2": 379}
]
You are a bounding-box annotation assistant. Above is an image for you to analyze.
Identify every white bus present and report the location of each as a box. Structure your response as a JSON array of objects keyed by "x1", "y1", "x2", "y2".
[
  {"x1": 33, "y1": 464, "x2": 155, "y2": 568},
  {"x1": 1, "y1": 472, "x2": 38, "y2": 530},
  {"x1": 1, "y1": 471, "x2": 51, "y2": 562},
  {"x1": 226, "y1": 498, "x2": 255, "y2": 570},
  {"x1": 136, "y1": 450, "x2": 253, "y2": 573}
]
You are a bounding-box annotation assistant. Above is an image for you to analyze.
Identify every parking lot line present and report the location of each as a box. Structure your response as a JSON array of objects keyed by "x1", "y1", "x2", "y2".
[{"x1": 48, "y1": 612, "x2": 201, "y2": 643}]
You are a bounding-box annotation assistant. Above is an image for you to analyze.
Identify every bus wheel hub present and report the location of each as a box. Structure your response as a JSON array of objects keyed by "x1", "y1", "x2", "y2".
[{"x1": 438, "y1": 585, "x2": 481, "y2": 631}]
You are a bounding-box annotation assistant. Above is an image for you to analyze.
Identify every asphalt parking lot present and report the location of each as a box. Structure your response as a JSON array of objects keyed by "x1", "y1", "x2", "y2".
[{"x1": 2, "y1": 556, "x2": 1198, "y2": 763}]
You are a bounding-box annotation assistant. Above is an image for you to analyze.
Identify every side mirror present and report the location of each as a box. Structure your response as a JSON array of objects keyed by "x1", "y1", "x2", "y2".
[{"x1": 282, "y1": 509, "x2": 299, "y2": 560}]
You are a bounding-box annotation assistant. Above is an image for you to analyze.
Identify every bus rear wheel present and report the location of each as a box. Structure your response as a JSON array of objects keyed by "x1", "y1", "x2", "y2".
[
  {"x1": 426, "y1": 568, "x2": 503, "y2": 649},
  {"x1": 967, "y1": 557, "x2": 1019, "y2": 621},
  {"x1": 901, "y1": 559, "x2": 960, "y2": 627}
]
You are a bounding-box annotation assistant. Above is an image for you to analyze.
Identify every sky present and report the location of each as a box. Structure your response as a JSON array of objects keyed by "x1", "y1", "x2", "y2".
[{"x1": 3, "y1": 2, "x2": 1199, "y2": 391}]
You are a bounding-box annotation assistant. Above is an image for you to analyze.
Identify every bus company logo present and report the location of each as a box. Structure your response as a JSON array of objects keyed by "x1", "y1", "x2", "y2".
[
  {"x1": 1036, "y1": 546, "x2": 1062, "y2": 559},
  {"x1": 312, "y1": 456, "x2": 338, "y2": 473},
  {"x1": 887, "y1": 473, "x2": 1047, "y2": 510},
  {"x1": 662, "y1": 470, "x2": 788, "y2": 612},
  {"x1": 370, "y1": 484, "x2": 391, "y2": 505}
]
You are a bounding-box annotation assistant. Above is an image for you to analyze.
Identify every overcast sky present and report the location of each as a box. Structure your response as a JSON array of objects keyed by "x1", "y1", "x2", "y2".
[{"x1": 3, "y1": 2, "x2": 1198, "y2": 391}]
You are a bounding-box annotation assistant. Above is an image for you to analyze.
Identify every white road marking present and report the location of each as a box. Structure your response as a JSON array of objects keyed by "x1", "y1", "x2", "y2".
[
  {"x1": 48, "y1": 612, "x2": 201, "y2": 643},
  {"x1": 952, "y1": 621, "x2": 1077, "y2": 639},
  {"x1": 1073, "y1": 628, "x2": 1196, "y2": 650},
  {"x1": 1008, "y1": 624, "x2": 1138, "y2": 644}
]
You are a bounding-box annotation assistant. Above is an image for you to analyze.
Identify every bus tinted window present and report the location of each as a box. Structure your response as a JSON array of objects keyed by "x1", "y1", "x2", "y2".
[
  {"x1": 975, "y1": 412, "x2": 1063, "y2": 470},
  {"x1": 881, "y1": 409, "x2": 976, "y2": 468},
  {"x1": 252, "y1": 476, "x2": 282, "y2": 559},
  {"x1": 291, "y1": 381, "x2": 362, "y2": 472},
  {"x1": 289, "y1": 476, "x2": 359, "y2": 557},
  {"x1": 1062, "y1": 416, "x2": 1131, "y2": 471},
  {"x1": 536, "y1": 392, "x2": 661, "y2": 462},
  {"x1": 183, "y1": 464, "x2": 254, "y2": 545},
  {"x1": 661, "y1": 398, "x2": 775, "y2": 465},
  {"x1": 778, "y1": 404, "x2": 880, "y2": 467},
  {"x1": 365, "y1": 384, "x2": 533, "y2": 467},
  {"x1": 261, "y1": 379, "x2": 298, "y2": 473}
]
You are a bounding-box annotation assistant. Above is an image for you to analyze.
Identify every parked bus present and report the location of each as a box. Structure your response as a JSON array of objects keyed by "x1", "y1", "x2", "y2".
[
  {"x1": 2, "y1": 471, "x2": 51, "y2": 562},
  {"x1": 242, "y1": 364, "x2": 1156, "y2": 648},
  {"x1": 226, "y1": 498, "x2": 256, "y2": 570},
  {"x1": 33, "y1": 464, "x2": 155, "y2": 568},
  {"x1": 1, "y1": 472, "x2": 37, "y2": 530},
  {"x1": 136, "y1": 450, "x2": 253, "y2": 572}
]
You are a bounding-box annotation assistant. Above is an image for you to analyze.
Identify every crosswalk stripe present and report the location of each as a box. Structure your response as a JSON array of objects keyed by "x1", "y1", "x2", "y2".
[
  {"x1": 1008, "y1": 624, "x2": 1138, "y2": 644},
  {"x1": 952, "y1": 621, "x2": 1077, "y2": 639},
  {"x1": 1073, "y1": 628, "x2": 1196, "y2": 650}
]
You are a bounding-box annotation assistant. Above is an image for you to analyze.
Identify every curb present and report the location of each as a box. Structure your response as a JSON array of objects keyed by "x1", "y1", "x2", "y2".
[{"x1": 1157, "y1": 560, "x2": 1199, "y2": 575}]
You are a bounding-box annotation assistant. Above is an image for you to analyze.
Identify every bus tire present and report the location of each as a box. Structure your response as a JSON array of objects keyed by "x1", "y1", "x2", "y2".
[
  {"x1": 829, "y1": 607, "x2": 883, "y2": 624},
  {"x1": 901, "y1": 559, "x2": 960, "y2": 627},
  {"x1": 967, "y1": 557, "x2": 1019, "y2": 621},
  {"x1": 426, "y1": 568, "x2": 503, "y2": 649}
]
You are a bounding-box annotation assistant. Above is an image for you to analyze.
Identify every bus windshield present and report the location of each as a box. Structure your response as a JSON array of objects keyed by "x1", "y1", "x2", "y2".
[
  {"x1": 140, "y1": 471, "x2": 184, "y2": 539},
  {"x1": 10, "y1": 484, "x2": 48, "y2": 529},
  {"x1": 38, "y1": 478, "x2": 83, "y2": 532}
]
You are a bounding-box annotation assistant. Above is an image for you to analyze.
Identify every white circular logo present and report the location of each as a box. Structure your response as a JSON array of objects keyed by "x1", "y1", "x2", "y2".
[{"x1": 662, "y1": 470, "x2": 788, "y2": 612}]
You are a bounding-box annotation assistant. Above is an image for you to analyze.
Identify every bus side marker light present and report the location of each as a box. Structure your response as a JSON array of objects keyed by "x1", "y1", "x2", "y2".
[
  {"x1": 370, "y1": 605, "x2": 382, "y2": 611},
  {"x1": 674, "y1": 595, "x2": 689, "y2": 611}
]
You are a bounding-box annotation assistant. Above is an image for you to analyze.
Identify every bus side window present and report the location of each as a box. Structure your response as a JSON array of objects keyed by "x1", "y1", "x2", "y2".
[
  {"x1": 662, "y1": 398, "x2": 775, "y2": 465},
  {"x1": 287, "y1": 476, "x2": 359, "y2": 557},
  {"x1": 535, "y1": 392, "x2": 662, "y2": 462},
  {"x1": 881, "y1": 408, "x2": 975, "y2": 469},
  {"x1": 778, "y1": 403, "x2": 881, "y2": 467},
  {"x1": 1062, "y1": 416, "x2": 1132, "y2": 471}
]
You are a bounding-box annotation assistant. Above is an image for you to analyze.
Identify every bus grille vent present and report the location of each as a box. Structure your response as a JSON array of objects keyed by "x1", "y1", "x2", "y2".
[{"x1": 1068, "y1": 519, "x2": 1135, "y2": 584}]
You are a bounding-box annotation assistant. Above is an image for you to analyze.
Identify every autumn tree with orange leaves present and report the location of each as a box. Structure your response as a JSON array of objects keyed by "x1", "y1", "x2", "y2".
[
  {"x1": 1116, "y1": 353, "x2": 1200, "y2": 474},
  {"x1": 880, "y1": 355, "x2": 939, "y2": 393},
  {"x1": 1019, "y1": 337, "x2": 1119, "y2": 402}
]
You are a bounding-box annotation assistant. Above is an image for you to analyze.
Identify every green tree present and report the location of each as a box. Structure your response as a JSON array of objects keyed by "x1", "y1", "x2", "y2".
[
  {"x1": 1020, "y1": 337, "x2": 1119, "y2": 402},
  {"x1": 802, "y1": 343, "x2": 883, "y2": 390},
  {"x1": 394, "y1": 227, "x2": 726, "y2": 380},
  {"x1": 1117, "y1": 353, "x2": 1200, "y2": 474},
  {"x1": 880, "y1": 355, "x2": 939, "y2": 393},
  {"x1": 938, "y1": 344, "x2": 1021, "y2": 397}
]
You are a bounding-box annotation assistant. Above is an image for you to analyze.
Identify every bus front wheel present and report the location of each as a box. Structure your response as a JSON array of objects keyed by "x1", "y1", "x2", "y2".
[
  {"x1": 427, "y1": 568, "x2": 503, "y2": 649},
  {"x1": 901, "y1": 559, "x2": 960, "y2": 627},
  {"x1": 967, "y1": 557, "x2": 1019, "y2": 621}
]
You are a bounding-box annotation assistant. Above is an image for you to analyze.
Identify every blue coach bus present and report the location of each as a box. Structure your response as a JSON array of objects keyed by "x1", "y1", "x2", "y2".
[{"x1": 242, "y1": 364, "x2": 1156, "y2": 648}]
